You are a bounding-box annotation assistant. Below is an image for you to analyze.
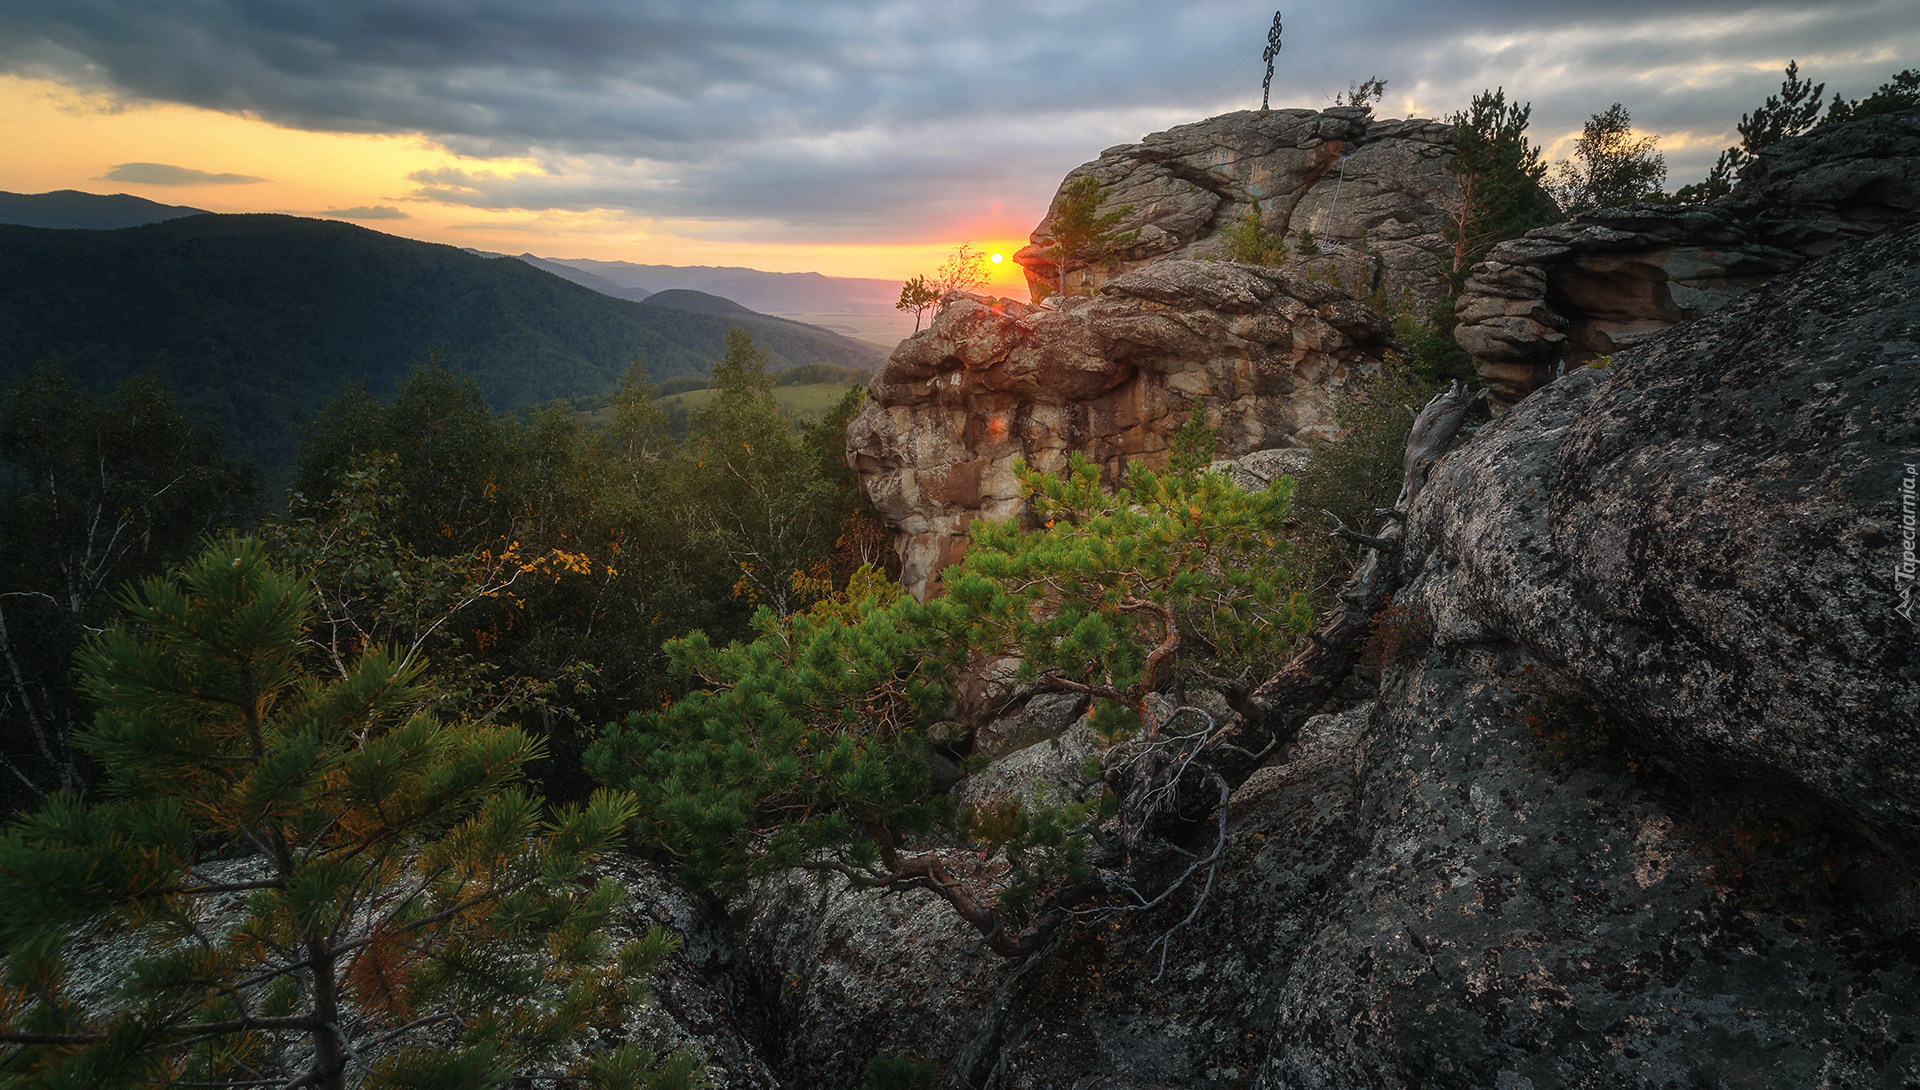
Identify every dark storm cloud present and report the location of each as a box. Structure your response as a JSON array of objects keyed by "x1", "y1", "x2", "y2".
[
  {"x1": 10, "y1": 1, "x2": 1917, "y2": 240},
  {"x1": 102, "y1": 162, "x2": 266, "y2": 185}
]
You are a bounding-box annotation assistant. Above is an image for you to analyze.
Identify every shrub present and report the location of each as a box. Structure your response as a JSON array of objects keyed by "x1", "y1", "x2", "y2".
[{"x1": 1286, "y1": 365, "x2": 1446, "y2": 610}]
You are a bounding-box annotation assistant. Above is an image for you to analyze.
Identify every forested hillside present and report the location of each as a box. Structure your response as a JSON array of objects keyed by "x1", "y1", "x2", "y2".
[{"x1": 0, "y1": 214, "x2": 886, "y2": 482}]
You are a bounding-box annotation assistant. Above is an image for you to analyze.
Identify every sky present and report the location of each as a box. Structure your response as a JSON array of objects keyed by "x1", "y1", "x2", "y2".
[{"x1": 1, "y1": 1, "x2": 1915, "y2": 290}]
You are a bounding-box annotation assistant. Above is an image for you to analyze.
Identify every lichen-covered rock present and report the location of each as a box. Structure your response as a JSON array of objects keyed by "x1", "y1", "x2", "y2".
[
  {"x1": 1012, "y1": 108, "x2": 1459, "y2": 309},
  {"x1": 1250, "y1": 215, "x2": 1920, "y2": 1088},
  {"x1": 593, "y1": 855, "x2": 785, "y2": 1089},
  {"x1": 953, "y1": 719, "x2": 1103, "y2": 818},
  {"x1": 1258, "y1": 646, "x2": 1920, "y2": 1090},
  {"x1": 1210, "y1": 445, "x2": 1312, "y2": 493},
  {"x1": 848, "y1": 260, "x2": 1388, "y2": 598},
  {"x1": 1416, "y1": 215, "x2": 1920, "y2": 854},
  {"x1": 1455, "y1": 108, "x2": 1920, "y2": 408},
  {"x1": 940, "y1": 703, "x2": 1375, "y2": 1090},
  {"x1": 736, "y1": 867, "x2": 1016, "y2": 1089},
  {"x1": 973, "y1": 691, "x2": 1088, "y2": 760}
]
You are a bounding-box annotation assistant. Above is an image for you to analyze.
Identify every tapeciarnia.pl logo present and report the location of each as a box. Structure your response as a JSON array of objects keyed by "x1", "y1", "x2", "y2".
[{"x1": 1899, "y1": 463, "x2": 1917, "y2": 622}]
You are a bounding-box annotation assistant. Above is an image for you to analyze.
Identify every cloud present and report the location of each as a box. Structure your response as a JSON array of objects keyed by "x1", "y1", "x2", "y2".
[
  {"x1": 13, "y1": 1, "x2": 1920, "y2": 237},
  {"x1": 102, "y1": 161, "x2": 265, "y2": 185},
  {"x1": 327, "y1": 205, "x2": 410, "y2": 220}
]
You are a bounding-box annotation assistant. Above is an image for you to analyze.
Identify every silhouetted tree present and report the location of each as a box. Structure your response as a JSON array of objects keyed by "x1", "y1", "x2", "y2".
[
  {"x1": 1678, "y1": 61, "x2": 1824, "y2": 202},
  {"x1": 1548, "y1": 103, "x2": 1667, "y2": 215}
]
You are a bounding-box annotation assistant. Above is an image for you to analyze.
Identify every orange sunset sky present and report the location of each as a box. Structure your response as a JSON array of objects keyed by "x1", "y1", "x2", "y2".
[{"x1": 2, "y1": 2, "x2": 1914, "y2": 296}]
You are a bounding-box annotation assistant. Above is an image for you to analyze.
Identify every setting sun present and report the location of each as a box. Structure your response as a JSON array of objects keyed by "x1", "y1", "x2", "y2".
[{"x1": 990, "y1": 252, "x2": 1004, "y2": 263}]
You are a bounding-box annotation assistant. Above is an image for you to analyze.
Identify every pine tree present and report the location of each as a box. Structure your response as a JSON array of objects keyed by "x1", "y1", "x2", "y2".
[
  {"x1": 1444, "y1": 89, "x2": 1555, "y2": 287},
  {"x1": 1678, "y1": 61, "x2": 1825, "y2": 203},
  {"x1": 1825, "y1": 68, "x2": 1920, "y2": 124},
  {"x1": 0, "y1": 536, "x2": 696, "y2": 1090},
  {"x1": 591, "y1": 422, "x2": 1312, "y2": 954},
  {"x1": 679, "y1": 328, "x2": 841, "y2": 617},
  {"x1": 1220, "y1": 201, "x2": 1290, "y2": 266}
]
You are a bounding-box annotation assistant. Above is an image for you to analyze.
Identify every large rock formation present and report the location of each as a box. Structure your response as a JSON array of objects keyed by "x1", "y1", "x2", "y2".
[
  {"x1": 1456, "y1": 107, "x2": 1920, "y2": 407},
  {"x1": 750, "y1": 205, "x2": 1920, "y2": 1088},
  {"x1": 1012, "y1": 108, "x2": 1460, "y2": 309},
  {"x1": 846, "y1": 260, "x2": 1392, "y2": 598}
]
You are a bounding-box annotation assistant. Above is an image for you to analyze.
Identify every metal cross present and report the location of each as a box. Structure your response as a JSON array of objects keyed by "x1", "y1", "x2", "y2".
[{"x1": 1261, "y1": 12, "x2": 1283, "y2": 111}]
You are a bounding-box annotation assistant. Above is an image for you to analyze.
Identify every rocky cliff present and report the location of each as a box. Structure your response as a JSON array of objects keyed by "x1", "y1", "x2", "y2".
[
  {"x1": 846, "y1": 260, "x2": 1391, "y2": 598},
  {"x1": 674, "y1": 207, "x2": 1920, "y2": 1090},
  {"x1": 1456, "y1": 107, "x2": 1920, "y2": 408},
  {"x1": 1012, "y1": 108, "x2": 1459, "y2": 309}
]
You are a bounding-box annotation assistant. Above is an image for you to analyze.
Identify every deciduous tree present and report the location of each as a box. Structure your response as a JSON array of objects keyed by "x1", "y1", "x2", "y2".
[
  {"x1": 895, "y1": 275, "x2": 940, "y2": 334},
  {"x1": 0, "y1": 367, "x2": 258, "y2": 809},
  {"x1": 679, "y1": 329, "x2": 842, "y2": 617},
  {"x1": 931, "y1": 243, "x2": 989, "y2": 297},
  {"x1": 1548, "y1": 103, "x2": 1667, "y2": 215}
]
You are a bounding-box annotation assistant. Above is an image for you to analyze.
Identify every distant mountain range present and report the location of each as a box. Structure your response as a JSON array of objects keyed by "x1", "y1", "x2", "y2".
[
  {"x1": 549, "y1": 259, "x2": 901, "y2": 315},
  {"x1": 0, "y1": 189, "x2": 207, "y2": 230},
  {"x1": 480, "y1": 254, "x2": 916, "y2": 345},
  {"x1": 0, "y1": 207, "x2": 888, "y2": 488}
]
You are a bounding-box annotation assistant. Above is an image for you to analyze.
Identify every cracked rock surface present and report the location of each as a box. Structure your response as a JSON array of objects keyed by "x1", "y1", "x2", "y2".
[{"x1": 1013, "y1": 108, "x2": 1459, "y2": 310}]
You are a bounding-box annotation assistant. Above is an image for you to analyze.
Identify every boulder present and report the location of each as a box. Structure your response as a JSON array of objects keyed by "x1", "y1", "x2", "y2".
[
  {"x1": 1455, "y1": 108, "x2": 1920, "y2": 408},
  {"x1": 1414, "y1": 213, "x2": 1920, "y2": 856},
  {"x1": 848, "y1": 260, "x2": 1390, "y2": 599},
  {"x1": 593, "y1": 855, "x2": 785, "y2": 1089},
  {"x1": 1257, "y1": 212, "x2": 1920, "y2": 1087},
  {"x1": 1013, "y1": 108, "x2": 1460, "y2": 310},
  {"x1": 735, "y1": 867, "x2": 1016, "y2": 1089}
]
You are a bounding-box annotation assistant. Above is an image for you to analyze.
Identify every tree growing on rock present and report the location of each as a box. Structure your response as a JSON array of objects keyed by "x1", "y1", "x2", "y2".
[
  {"x1": 1220, "y1": 201, "x2": 1290, "y2": 266},
  {"x1": 1041, "y1": 177, "x2": 1140, "y2": 297},
  {"x1": 898, "y1": 244, "x2": 990, "y2": 334},
  {"x1": 0, "y1": 536, "x2": 695, "y2": 1090},
  {"x1": 1444, "y1": 88, "x2": 1555, "y2": 288},
  {"x1": 931, "y1": 243, "x2": 989, "y2": 297},
  {"x1": 1678, "y1": 60, "x2": 1825, "y2": 203},
  {"x1": 587, "y1": 390, "x2": 1487, "y2": 960},
  {"x1": 1548, "y1": 103, "x2": 1667, "y2": 215},
  {"x1": 1337, "y1": 76, "x2": 1388, "y2": 111},
  {"x1": 1825, "y1": 67, "x2": 1920, "y2": 123},
  {"x1": 895, "y1": 275, "x2": 940, "y2": 333}
]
